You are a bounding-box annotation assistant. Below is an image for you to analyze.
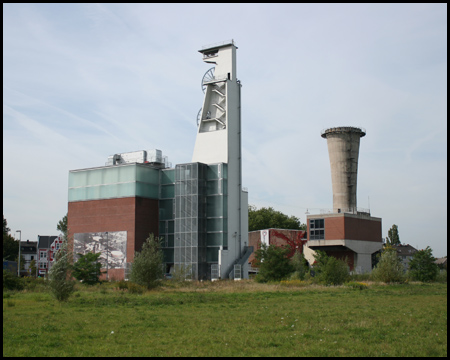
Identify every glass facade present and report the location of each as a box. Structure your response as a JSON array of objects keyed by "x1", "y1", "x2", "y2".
[{"x1": 68, "y1": 164, "x2": 160, "y2": 202}]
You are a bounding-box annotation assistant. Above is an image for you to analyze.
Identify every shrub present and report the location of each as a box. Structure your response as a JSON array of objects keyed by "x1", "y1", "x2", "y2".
[
  {"x1": 130, "y1": 234, "x2": 164, "y2": 289},
  {"x1": 290, "y1": 251, "x2": 309, "y2": 280},
  {"x1": 48, "y1": 239, "x2": 75, "y2": 302},
  {"x1": 22, "y1": 276, "x2": 48, "y2": 292},
  {"x1": 311, "y1": 251, "x2": 350, "y2": 285},
  {"x1": 116, "y1": 280, "x2": 129, "y2": 290},
  {"x1": 127, "y1": 282, "x2": 146, "y2": 294},
  {"x1": 435, "y1": 270, "x2": 447, "y2": 283},
  {"x1": 72, "y1": 252, "x2": 102, "y2": 285},
  {"x1": 407, "y1": 246, "x2": 439, "y2": 282},
  {"x1": 371, "y1": 249, "x2": 405, "y2": 283},
  {"x1": 3, "y1": 270, "x2": 23, "y2": 291},
  {"x1": 254, "y1": 243, "x2": 294, "y2": 283}
]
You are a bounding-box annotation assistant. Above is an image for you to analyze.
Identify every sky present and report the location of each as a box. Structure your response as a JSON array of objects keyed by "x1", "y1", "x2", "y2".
[{"x1": 3, "y1": 3, "x2": 447, "y2": 257}]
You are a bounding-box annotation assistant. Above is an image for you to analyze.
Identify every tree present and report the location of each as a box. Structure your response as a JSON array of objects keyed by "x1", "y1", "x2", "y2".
[
  {"x1": 248, "y1": 205, "x2": 306, "y2": 232},
  {"x1": 385, "y1": 224, "x2": 400, "y2": 246},
  {"x1": 29, "y1": 259, "x2": 37, "y2": 277},
  {"x1": 57, "y1": 213, "x2": 68, "y2": 238},
  {"x1": 311, "y1": 250, "x2": 349, "y2": 285},
  {"x1": 72, "y1": 252, "x2": 102, "y2": 285},
  {"x1": 3, "y1": 215, "x2": 18, "y2": 261},
  {"x1": 130, "y1": 234, "x2": 164, "y2": 289},
  {"x1": 48, "y1": 239, "x2": 75, "y2": 301},
  {"x1": 290, "y1": 250, "x2": 309, "y2": 280},
  {"x1": 408, "y1": 246, "x2": 439, "y2": 282},
  {"x1": 3, "y1": 215, "x2": 11, "y2": 234},
  {"x1": 371, "y1": 247, "x2": 405, "y2": 283},
  {"x1": 254, "y1": 243, "x2": 294, "y2": 283}
]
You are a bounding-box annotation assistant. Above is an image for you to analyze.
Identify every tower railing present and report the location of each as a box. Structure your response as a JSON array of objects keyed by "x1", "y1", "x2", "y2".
[{"x1": 318, "y1": 207, "x2": 370, "y2": 215}]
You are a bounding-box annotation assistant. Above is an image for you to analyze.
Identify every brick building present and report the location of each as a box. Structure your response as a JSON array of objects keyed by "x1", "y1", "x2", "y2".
[{"x1": 306, "y1": 212, "x2": 382, "y2": 272}]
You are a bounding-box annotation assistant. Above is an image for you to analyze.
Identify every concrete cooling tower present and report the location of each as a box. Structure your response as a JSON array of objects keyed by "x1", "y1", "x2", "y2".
[{"x1": 321, "y1": 126, "x2": 366, "y2": 213}]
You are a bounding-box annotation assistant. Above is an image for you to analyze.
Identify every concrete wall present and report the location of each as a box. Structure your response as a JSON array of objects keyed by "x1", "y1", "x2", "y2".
[{"x1": 322, "y1": 127, "x2": 365, "y2": 212}]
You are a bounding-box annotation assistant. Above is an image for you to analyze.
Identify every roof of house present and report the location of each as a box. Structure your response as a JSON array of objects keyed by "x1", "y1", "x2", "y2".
[
  {"x1": 435, "y1": 257, "x2": 447, "y2": 265},
  {"x1": 37, "y1": 235, "x2": 58, "y2": 249},
  {"x1": 392, "y1": 244, "x2": 417, "y2": 256}
]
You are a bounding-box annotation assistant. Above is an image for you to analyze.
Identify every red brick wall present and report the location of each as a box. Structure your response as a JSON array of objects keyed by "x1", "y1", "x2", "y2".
[
  {"x1": 344, "y1": 216, "x2": 382, "y2": 242},
  {"x1": 68, "y1": 197, "x2": 159, "y2": 280},
  {"x1": 324, "y1": 217, "x2": 345, "y2": 240}
]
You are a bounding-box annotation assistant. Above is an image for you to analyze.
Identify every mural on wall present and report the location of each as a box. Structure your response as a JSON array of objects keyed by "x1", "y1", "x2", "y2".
[{"x1": 74, "y1": 231, "x2": 127, "y2": 270}]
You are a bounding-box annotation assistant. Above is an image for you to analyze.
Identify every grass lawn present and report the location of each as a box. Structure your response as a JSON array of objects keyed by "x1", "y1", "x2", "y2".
[{"x1": 3, "y1": 281, "x2": 447, "y2": 357}]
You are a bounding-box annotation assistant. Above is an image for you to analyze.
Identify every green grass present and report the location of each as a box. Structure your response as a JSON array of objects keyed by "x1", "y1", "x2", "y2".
[{"x1": 3, "y1": 281, "x2": 447, "y2": 357}]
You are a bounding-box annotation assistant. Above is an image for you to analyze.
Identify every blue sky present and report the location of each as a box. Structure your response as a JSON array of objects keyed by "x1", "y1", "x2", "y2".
[{"x1": 3, "y1": 4, "x2": 447, "y2": 257}]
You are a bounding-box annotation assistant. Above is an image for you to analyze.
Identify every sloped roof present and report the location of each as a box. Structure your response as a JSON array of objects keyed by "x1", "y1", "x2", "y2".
[
  {"x1": 37, "y1": 235, "x2": 58, "y2": 249},
  {"x1": 392, "y1": 244, "x2": 417, "y2": 256}
]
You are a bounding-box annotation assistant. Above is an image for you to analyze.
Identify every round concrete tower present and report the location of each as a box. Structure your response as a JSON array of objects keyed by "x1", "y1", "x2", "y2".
[{"x1": 321, "y1": 126, "x2": 366, "y2": 213}]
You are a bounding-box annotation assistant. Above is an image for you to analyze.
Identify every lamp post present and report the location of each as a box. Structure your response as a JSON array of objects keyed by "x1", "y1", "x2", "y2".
[{"x1": 16, "y1": 230, "x2": 21, "y2": 277}]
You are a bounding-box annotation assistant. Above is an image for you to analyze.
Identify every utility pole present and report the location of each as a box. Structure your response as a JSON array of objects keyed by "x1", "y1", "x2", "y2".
[{"x1": 16, "y1": 230, "x2": 21, "y2": 277}]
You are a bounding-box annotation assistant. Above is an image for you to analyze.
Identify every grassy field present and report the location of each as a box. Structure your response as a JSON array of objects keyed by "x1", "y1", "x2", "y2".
[{"x1": 3, "y1": 281, "x2": 447, "y2": 357}]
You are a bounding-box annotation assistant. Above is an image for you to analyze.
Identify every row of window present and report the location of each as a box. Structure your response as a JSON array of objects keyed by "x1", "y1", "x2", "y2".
[{"x1": 309, "y1": 219, "x2": 325, "y2": 240}]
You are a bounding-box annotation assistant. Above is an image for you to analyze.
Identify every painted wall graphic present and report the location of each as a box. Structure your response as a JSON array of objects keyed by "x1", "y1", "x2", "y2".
[{"x1": 74, "y1": 231, "x2": 127, "y2": 270}]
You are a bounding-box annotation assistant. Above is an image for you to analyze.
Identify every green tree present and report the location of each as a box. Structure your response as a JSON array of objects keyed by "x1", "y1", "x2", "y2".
[
  {"x1": 130, "y1": 234, "x2": 164, "y2": 289},
  {"x1": 254, "y1": 243, "x2": 294, "y2": 283},
  {"x1": 29, "y1": 259, "x2": 37, "y2": 277},
  {"x1": 3, "y1": 216, "x2": 18, "y2": 261},
  {"x1": 72, "y1": 252, "x2": 102, "y2": 285},
  {"x1": 311, "y1": 250, "x2": 349, "y2": 285},
  {"x1": 48, "y1": 239, "x2": 75, "y2": 301},
  {"x1": 248, "y1": 205, "x2": 306, "y2": 231},
  {"x1": 290, "y1": 250, "x2": 309, "y2": 280},
  {"x1": 385, "y1": 224, "x2": 400, "y2": 246},
  {"x1": 57, "y1": 213, "x2": 68, "y2": 238},
  {"x1": 371, "y1": 247, "x2": 405, "y2": 283},
  {"x1": 408, "y1": 246, "x2": 439, "y2": 282},
  {"x1": 3, "y1": 215, "x2": 11, "y2": 234}
]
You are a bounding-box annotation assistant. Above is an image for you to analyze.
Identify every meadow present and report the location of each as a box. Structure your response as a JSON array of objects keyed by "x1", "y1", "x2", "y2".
[{"x1": 3, "y1": 280, "x2": 447, "y2": 357}]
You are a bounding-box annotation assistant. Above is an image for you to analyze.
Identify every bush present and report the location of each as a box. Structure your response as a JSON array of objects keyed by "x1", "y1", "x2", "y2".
[
  {"x1": 72, "y1": 252, "x2": 102, "y2": 285},
  {"x1": 22, "y1": 276, "x2": 48, "y2": 292},
  {"x1": 435, "y1": 270, "x2": 447, "y2": 283},
  {"x1": 3, "y1": 270, "x2": 23, "y2": 291},
  {"x1": 116, "y1": 280, "x2": 129, "y2": 290},
  {"x1": 130, "y1": 234, "x2": 164, "y2": 289},
  {"x1": 254, "y1": 243, "x2": 294, "y2": 283},
  {"x1": 127, "y1": 282, "x2": 146, "y2": 294},
  {"x1": 290, "y1": 251, "x2": 309, "y2": 280},
  {"x1": 371, "y1": 249, "x2": 405, "y2": 283},
  {"x1": 311, "y1": 251, "x2": 350, "y2": 285},
  {"x1": 48, "y1": 239, "x2": 75, "y2": 302},
  {"x1": 407, "y1": 246, "x2": 439, "y2": 282}
]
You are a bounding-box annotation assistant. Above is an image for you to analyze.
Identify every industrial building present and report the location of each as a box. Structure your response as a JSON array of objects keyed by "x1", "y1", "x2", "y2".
[
  {"x1": 68, "y1": 40, "x2": 250, "y2": 281},
  {"x1": 305, "y1": 127, "x2": 383, "y2": 273}
]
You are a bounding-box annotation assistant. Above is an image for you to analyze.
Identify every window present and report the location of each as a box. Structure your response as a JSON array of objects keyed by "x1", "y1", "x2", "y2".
[
  {"x1": 56, "y1": 243, "x2": 60, "y2": 250},
  {"x1": 40, "y1": 251, "x2": 46, "y2": 258},
  {"x1": 310, "y1": 219, "x2": 325, "y2": 240}
]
